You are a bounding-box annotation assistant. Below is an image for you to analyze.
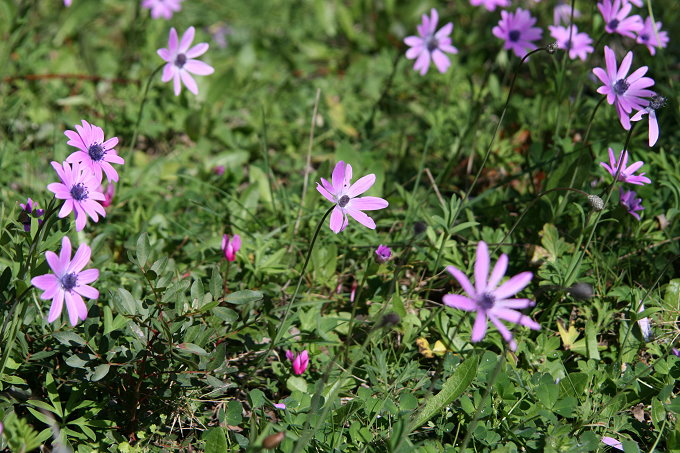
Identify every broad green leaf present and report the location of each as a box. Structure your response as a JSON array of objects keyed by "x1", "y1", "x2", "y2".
[
  {"x1": 203, "y1": 427, "x2": 228, "y2": 453},
  {"x1": 225, "y1": 290, "x2": 263, "y2": 305},
  {"x1": 136, "y1": 233, "x2": 150, "y2": 268},
  {"x1": 91, "y1": 364, "x2": 110, "y2": 382}
]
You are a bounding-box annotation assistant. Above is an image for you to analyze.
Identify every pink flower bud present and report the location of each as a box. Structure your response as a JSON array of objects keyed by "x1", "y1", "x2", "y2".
[
  {"x1": 286, "y1": 349, "x2": 309, "y2": 375},
  {"x1": 221, "y1": 234, "x2": 241, "y2": 262}
]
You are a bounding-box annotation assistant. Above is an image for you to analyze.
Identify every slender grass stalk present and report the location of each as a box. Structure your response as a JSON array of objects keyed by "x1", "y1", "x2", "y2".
[
  {"x1": 128, "y1": 64, "x2": 164, "y2": 162},
  {"x1": 260, "y1": 108, "x2": 278, "y2": 220}
]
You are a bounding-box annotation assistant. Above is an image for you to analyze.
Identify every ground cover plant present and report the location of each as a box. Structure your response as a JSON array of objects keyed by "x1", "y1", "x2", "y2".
[{"x1": 1, "y1": 0, "x2": 679, "y2": 451}]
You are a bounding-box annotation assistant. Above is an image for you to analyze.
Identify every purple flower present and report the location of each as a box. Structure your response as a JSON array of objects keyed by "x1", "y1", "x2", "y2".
[
  {"x1": 65, "y1": 120, "x2": 124, "y2": 183},
  {"x1": 637, "y1": 302, "x2": 652, "y2": 340},
  {"x1": 212, "y1": 165, "x2": 225, "y2": 175},
  {"x1": 101, "y1": 183, "x2": 115, "y2": 208},
  {"x1": 673, "y1": 348, "x2": 680, "y2": 357},
  {"x1": 492, "y1": 9, "x2": 543, "y2": 58},
  {"x1": 631, "y1": 95, "x2": 664, "y2": 147},
  {"x1": 141, "y1": 0, "x2": 183, "y2": 20},
  {"x1": 443, "y1": 241, "x2": 540, "y2": 351},
  {"x1": 592, "y1": 46, "x2": 654, "y2": 130},
  {"x1": 316, "y1": 161, "x2": 389, "y2": 234},
  {"x1": 158, "y1": 27, "x2": 215, "y2": 96},
  {"x1": 221, "y1": 234, "x2": 241, "y2": 262},
  {"x1": 404, "y1": 9, "x2": 458, "y2": 75},
  {"x1": 636, "y1": 17, "x2": 669, "y2": 55},
  {"x1": 375, "y1": 244, "x2": 392, "y2": 263},
  {"x1": 598, "y1": 0, "x2": 643, "y2": 39},
  {"x1": 624, "y1": 0, "x2": 643, "y2": 7},
  {"x1": 469, "y1": 0, "x2": 509, "y2": 12},
  {"x1": 553, "y1": 4, "x2": 581, "y2": 25},
  {"x1": 64, "y1": 0, "x2": 71, "y2": 6},
  {"x1": 285, "y1": 350, "x2": 309, "y2": 375},
  {"x1": 30, "y1": 237, "x2": 99, "y2": 326},
  {"x1": 600, "y1": 148, "x2": 651, "y2": 185},
  {"x1": 19, "y1": 198, "x2": 44, "y2": 232},
  {"x1": 273, "y1": 402, "x2": 287, "y2": 410},
  {"x1": 48, "y1": 162, "x2": 106, "y2": 232},
  {"x1": 548, "y1": 25, "x2": 593, "y2": 61},
  {"x1": 601, "y1": 436, "x2": 624, "y2": 451},
  {"x1": 619, "y1": 188, "x2": 644, "y2": 220}
]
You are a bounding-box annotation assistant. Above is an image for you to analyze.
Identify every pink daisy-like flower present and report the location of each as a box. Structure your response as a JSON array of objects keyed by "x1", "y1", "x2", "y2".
[
  {"x1": 553, "y1": 4, "x2": 581, "y2": 25},
  {"x1": 285, "y1": 350, "x2": 309, "y2": 375},
  {"x1": 492, "y1": 8, "x2": 543, "y2": 58},
  {"x1": 624, "y1": 0, "x2": 643, "y2": 7},
  {"x1": 619, "y1": 187, "x2": 644, "y2": 220},
  {"x1": 549, "y1": 25, "x2": 593, "y2": 61},
  {"x1": 65, "y1": 120, "x2": 124, "y2": 183},
  {"x1": 444, "y1": 241, "x2": 540, "y2": 351},
  {"x1": 598, "y1": 0, "x2": 643, "y2": 39},
  {"x1": 600, "y1": 148, "x2": 651, "y2": 185},
  {"x1": 636, "y1": 17, "x2": 669, "y2": 56},
  {"x1": 31, "y1": 236, "x2": 99, "y2": 326},
  {"x1": 141, "y1": 0, "x2": 183, "y2": 20},
  {"x1": 221, "y1": 234, "x2": 241, "y2": 262},
  {"x1": 47, "y1": 161, "x2": 106, "y2": 232},
  {"x1": 316, "y1": 161, "x2": 389, "y2": 234},
  {"x1": 404, "y1": 9, "x2": 458, "y2": 75},
  {"x1": 157, "y1": 27, "x2": 215, "y2": 96},
  {"x1": 469, "y1": 0, "x2": 510, "y2": 12},
  {"x1": 592, "y1": 46, "x2": 654, "y2": 130},
  {"x1": 631, "y1": 95, "x2": 665, "y2": 147}
]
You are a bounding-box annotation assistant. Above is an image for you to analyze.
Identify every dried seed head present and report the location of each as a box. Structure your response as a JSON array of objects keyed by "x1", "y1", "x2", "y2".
[
  {"x1": 588, "y1": 195, "x2": 604, "y2": 211},
  {"x1": 546, "y1": 42, "x2": 559, "y2": 54}
]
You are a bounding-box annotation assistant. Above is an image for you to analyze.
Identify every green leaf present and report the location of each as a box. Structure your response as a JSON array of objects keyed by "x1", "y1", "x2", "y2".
[
  {"x1": 226, "y1": 400, "x2": 243, "y2": 426},
  {"x1": 287, "y1": 376, "x2": 308, "y2": 393},
  {"x1": 209, "y1": 265, "x2": 223, "y2": 299},
  {"x1": 249, "y1": 389, "x2": 265, "y2": 409},
  {"x1": 136, "y1": 233, "x2": 150, "y2": 268},
  {"x1": 115, "y1": 288, "x2": 138, "y2": 316},
  {"x1": 177, "y1": 343, "x2": 208, "y2": 355},
  {"x1": 408, "y1": 355, "x2": 478, "y2": 430},
  {"x1": 52, "y1": 331, "x2": 86, "y2": 347},
  {"x1": 45, "y1": 373, "x2": 63, "y2": 418},
  {"x1": 203, "y1": 427, "x2": 228, "y2": 453},
  {"x1": 225, "y1": 290, "x2": 263, "y2": 305},
  {"x1": 585, "y1": 320, "x2": 601, "y2": 360},
  {"x1": 91, "y1": 364, "x2": 110, "y2": 382}
]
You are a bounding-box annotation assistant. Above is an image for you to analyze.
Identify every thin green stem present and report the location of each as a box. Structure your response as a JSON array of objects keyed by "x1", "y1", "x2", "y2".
[{"x1": 128, "y1": 64, "x2": 164, "y2": 161}]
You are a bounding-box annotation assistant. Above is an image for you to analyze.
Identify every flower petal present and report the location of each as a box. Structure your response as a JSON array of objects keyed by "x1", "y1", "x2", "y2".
[
  {"x1": 494, "y1": 272, "x2": 533, "y2": 300},
  {"x1": 446, "y1": 265, "x2": 475, "y2": 297},
  {"x1": 443, "y1": 294, "x2": 477, "y2": 311},
  {"x1": 474, "y1": 241, "x2": 490, "y2": 294},
  {"x1": 348, "y1": 196, "x2": 388, "y2": 211},
  {"x1": 471, "y1": 311, "x2": 488, "y2": 342},
  {"x1": 346, "y1": 174, "x2": 375, "y2": 198}
]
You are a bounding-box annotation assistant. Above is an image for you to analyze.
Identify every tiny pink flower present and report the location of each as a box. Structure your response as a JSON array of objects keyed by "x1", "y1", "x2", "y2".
[
  {"x1": 375, "y1": 244, "x2": 392, "y2": 263},
  {"x1": 273, "y1": 402, "x2": 287, "y2": 410},
  {"x1": 141, "y1": 0, "x2": 183, "y2": 20},
  {"x1": 316, "y1": 161, "x2": 388, "y2": 234},
  {"x1": 65, "y1": 120, "x2": 124, "y2": 183},
  {"x1": 47, "y1": 161, "x2": 106, "y2": 232},
  {"x1": 598, "y1": 0, "x2": 643, "y2": 39},
  {"x1": 492, "y1": 8, "x2": 543, "y2": 58},
  {"x1": 444, "y1": 241, "x2": 540, "y2": 351},
  {"x1": 221, "y1": 234, "x2": 241, "y2": 262},
  {"x1": 600, "y1": 148, "x2": 651, "y2": 185},
  {"x1": 637, "y1": 302, "x2": 652, "y2": 340},
  {"x1": 553, "y1": 4, "x2": 581, "y2": 25},
  {"x1": 404, "y1": 8, "x2": 458, "y2": 75},
  {"x1": 212, "y1": 165, "x2": 225, "y2": 175},
  {"x1": 548, "y1": 25, "x2": 593, "y2": 61},
  {"x1": 285, "y1": 350, "x2": 309, "y2": 375},
  {"x1": 101, "y1": 183, "x2": 115, "y2": 208},
  {"x1": 631, "y1": 95, "x2": 665, "y2": 147},
  {"x1": 31, "y1": 237, "x2": 99, "y2": 326},
  {"x1": 636, "y1": 17, "x2": 669, "y2": 56},
  {"x1": 619, "y1": 188, "x2": 644, "y2": 220},
  {"x1": 469, "y1": 0, "x2": 510, "y2": 12},
  {"x1": 158, "y1": 27, "x2": 215, "y2": 96},
  {"x1": 592, "y1": 46, "x2": 655, "y2": 130},
  {"x1": 350, "y1": 281, "x2": 358, "y2": 303}
]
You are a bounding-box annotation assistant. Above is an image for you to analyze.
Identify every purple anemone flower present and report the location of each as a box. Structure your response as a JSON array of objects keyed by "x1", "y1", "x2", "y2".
[
  {"x1": 65, "y1": 120, "x2": 124, "y2": 183},
  {"x1": 31, "y1": 236, "x2": 99, "y2": 326},
  {"x1": 631, "y1": 95, "x2": 665, "y2": 147},
  {"x1": 404, "y1": 9, "x2": 458, "y2": 75},
  {"x1": 553, "y1": 4, "x2": 581, "y2": 25},
  {"x1": 592, "y1": 46, "x2": 654, "y2": 130},
  {"x1": 443, "y1": 241, "x2": 540, "y2": 351},
  {"x1": 619, "y1": 187, "x2": 644, "y2": 220},
  {"x1": 141, "y1": 0, "x2": 183, "y2": 20},
  {"x1": 375, "y1": 244, "x2": 392, "y2": 263},
  {"x1": 548, "y1": 25, "x2": 593, "y2": 61},
  {"x1": 469, "y1": 0, "x2": 510, "y2": 12},
  {"x1": 492, "y1": 8, "x2": 543, "y2": 58},
  {"x1": 636, "y1": 17, "x2": 669, "y2": 56},
  {"x1": 19, "y1": 198, "x2": 44, "y2": 232},
  {"x1": 598, "y1": 0, "x2": 643, "y2": 39},
  {"x1": 316, "y1": 161, "x2": 389, "y2": 234},
  {"x1": 158, "y1": 27, "x2": 215, "y2": 96},
  {"x1": 600, "y1": 148, "x2": 651, "y2": 185},
  {"x1": 48, "y1": 161, "x2": 106, "y2": 232}
]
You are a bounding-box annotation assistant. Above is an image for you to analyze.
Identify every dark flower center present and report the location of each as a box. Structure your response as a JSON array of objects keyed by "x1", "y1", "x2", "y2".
[
  {"x1": 338, "y1": 195, "x2": 350, "y2": 208},
  {"x1": 61, "y1": 272, "x2": 78, "y2": 291},
  {"x1": 607, "y1": 19, "x2": 619, "y2": 30},
  {"x1": 508, "y1": 30, "x2": 521, "y2": 42},
  {"x1": 613, "y1": 79, "x2": 629, "y2": 95},
  {"x1": 639, "y1": 33, "x2": 649, "y2": 42},
  {"x1": 88, "y1": 143, "x2": 106, "y2": 161},
  {"x1": 426, "y1": 36, "x2": 439, "y2": 52},
  {"x1": 70, "y1": 183, "x2": 89, "y2": 201},
  {"x1": 175, "y1": 53, "x2": 187, "y2": 68},
  {"x1": 478, "y1": 292, "x2": 496, "y2": 310}
]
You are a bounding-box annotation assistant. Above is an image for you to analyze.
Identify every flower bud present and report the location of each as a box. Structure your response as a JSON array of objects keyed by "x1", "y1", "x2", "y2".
[
  {"x1": 263, "y1": 432, "x2": 285, "y2": 449},
  {"x1": 587, "y1": 195, "x2": 604, "y2": 211},
  {"x1": 375, "y1": 245, "x2": 392, "y2": 263}
]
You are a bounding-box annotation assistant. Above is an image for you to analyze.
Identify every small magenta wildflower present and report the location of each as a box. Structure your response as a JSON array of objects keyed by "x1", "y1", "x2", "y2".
[
  {"x1": 158, "y1": 27, "x2": 215, "y2": 96},
  {"x1": 548, "y1": 25, "x2": 593, "y2": 61},
  {"x1": 404, "y1": 9, "x2": 458, "y2": 75},
  {"x1": 375, "y1": 244, "x2": 392, "y2": 263},
  {"x1": 631, "y1": 95, "x2": 665, "y2": 147},
  {"x1": 619, "y1": 188, "x2": 644, "y2": 220},
  {"x1": 317, "y1": 161, "x2": 389, "y2": 234},
  {"x1": 469, "y1": 0, "x2": 509, "y2": 12},
  {"x1": 285, "y1": 350, "x2": 309, "y2": 375},
  {"x1": 65, "y1": 120, "x2": 124, "y2": 183},
  {"x1": 444, "y1": 241, "x2": 540, "y2": 351},
  {"x1": 48, "y1": 162, "x2": 106, "y2": 232},
  {"x1": 212, "y1": 165, "x2": 225, "y2": 175},
  {"x1": 141, "y1": 0, "x2": 183, "y2": 20},
  {"x1": 598, "y1": 0, "x2": 643, "y2": 39},
  {"x1": 221, "y1": 234, "x2": 241, "y2": 262},
  {"x1": 19, "y1": 198, "x2": 44, "y2": 232},
  {"x1": 636, "y1": 17, "x2": 669, "y2": 56},
  {"x1": 31, "y1": 237, "x2": 99, "y2": 326},
  {"x1": 492, "y1": 8, "x2": 543, "y2": 58},
  {"x1": 592, "y1": 46, "x2": 655, "y2": 130},
  {"x1": 273, "y1": 402, "x2": 287, "y2": 410},
  {"x1": 101, "y1": 183, "x2": 115, "y2": 208},
  {"x1": 553, "y1": 4, "x2": 581, "y2": 25},
  {"x1": 602, "y1": 436, "x2": 624, "y2": 451},
  {"x1": 600, "y1": 148, "x2": 651, "y2": 185}
]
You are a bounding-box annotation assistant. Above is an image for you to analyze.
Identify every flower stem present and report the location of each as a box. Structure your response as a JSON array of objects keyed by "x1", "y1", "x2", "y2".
[{"x1": 128, "y1": 64, "x2": 164, "y2": 162}]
